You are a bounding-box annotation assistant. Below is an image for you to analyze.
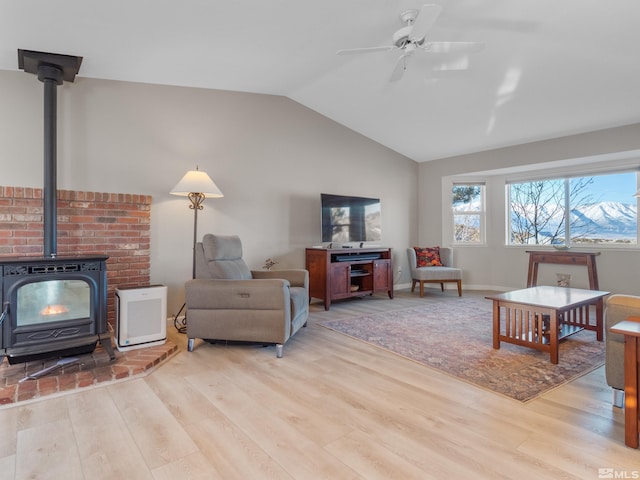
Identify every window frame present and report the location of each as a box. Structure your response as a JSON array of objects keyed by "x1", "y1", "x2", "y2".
[
  {"x1": 505, "y1": 169, "x2": 639, "y2": 247},
  {"x1": 451, "y1": 182, "x2": 486, "y2": 245}
]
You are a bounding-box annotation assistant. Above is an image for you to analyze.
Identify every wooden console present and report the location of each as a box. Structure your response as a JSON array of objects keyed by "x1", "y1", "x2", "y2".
[
  {"x1": 306, "y1": 247, "x2": 393, "y2": 310},
  {"x1": 525, "y1": 250, "x2": 600, "y2": 289}
]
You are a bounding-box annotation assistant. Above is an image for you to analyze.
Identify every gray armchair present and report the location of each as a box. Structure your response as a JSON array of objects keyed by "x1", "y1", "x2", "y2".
[
  {"x1": 406, "y1": 247, "x2": 462, "y2": 297},
  {"x1": 185, "y1": 234, "x2": 309, "y2": 357},
  {"x1": 605, "y1": 294, "x2": 640, "y2": 407}
]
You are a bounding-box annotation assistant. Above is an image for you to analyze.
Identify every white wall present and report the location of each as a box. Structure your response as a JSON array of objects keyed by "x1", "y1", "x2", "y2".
[
  {"x1": 0, "y1": 70, "x2": 418, "y2": 312},
  {"x1": 418, "y1": 124, "x2": 640, "y2": 295}
]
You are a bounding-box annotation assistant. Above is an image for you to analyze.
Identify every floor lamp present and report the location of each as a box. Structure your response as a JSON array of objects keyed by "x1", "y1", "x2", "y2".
[{"x1": 170, "y1": 166, "x2": 224, "y2": 331}]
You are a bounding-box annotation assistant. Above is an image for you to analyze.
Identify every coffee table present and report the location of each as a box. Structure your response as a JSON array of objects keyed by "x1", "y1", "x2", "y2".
[{"x1": 486, "y1": 286, "x2": 609, "y2": 364}]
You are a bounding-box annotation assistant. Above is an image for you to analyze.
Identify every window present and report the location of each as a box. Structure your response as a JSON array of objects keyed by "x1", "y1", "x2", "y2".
[
  {"x1": 507, "y1": 171, "x2": 638, "y2": 246},
  {"x1": 452, "y1": 183, "x2": 485, "y2": 244}
]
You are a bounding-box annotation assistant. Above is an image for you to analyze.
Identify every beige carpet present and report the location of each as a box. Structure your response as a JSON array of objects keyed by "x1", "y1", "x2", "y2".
[{"x1": 319, "y1": 296, "x2": 605, "y2": 402}]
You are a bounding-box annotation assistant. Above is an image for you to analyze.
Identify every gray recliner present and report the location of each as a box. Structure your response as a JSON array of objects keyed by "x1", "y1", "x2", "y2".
[
  {"x1": 184, "y1": 234, "x2": 309, "y2": 357},
  {"x1": 406, "y1": 247, "x2": 462, "y2": 297},
  {"x1": 605, "y1": 294, "x2": 640, "y2": 407}
]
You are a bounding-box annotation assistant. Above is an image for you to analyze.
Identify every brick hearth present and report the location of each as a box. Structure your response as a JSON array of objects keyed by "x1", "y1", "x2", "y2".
[{"x1": 0, "y1": 341, "x2": 178, "y2": 406}]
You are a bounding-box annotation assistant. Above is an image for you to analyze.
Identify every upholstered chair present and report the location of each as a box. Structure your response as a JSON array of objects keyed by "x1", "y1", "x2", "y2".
[
  {"x1": 185, "y1": 234, "x2": 309, "y2": 357},
  {"x1": 406, "y1": 247, "x2": 462, "y2": 297},
  {"x1": 604, "y1": 294, "x2": 640, "y2": 407}
]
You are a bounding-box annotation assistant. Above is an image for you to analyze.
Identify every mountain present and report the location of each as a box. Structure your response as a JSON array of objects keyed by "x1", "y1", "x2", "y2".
[
  {"x1": 522, "y1": 201, "x2": 637, "y2": 242},
  {"x1": 571, "y1": 201, "x2": 637, "y2": 240}
]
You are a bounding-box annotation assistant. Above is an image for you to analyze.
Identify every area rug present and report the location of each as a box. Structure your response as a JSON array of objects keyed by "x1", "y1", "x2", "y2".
[{"x1": 319, "y1": 296, "x2": 605, "y2": 402}]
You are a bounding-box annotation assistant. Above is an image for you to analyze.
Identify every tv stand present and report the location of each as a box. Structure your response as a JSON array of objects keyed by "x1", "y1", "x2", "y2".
[{"x1": 306, "y1": 247, "x2": 393, "y2": 310}]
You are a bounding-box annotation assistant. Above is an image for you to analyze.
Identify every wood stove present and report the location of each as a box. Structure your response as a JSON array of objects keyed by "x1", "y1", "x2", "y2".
[
  {"x1": 0, "y1": 255, "x2": 112, "y2": 363},
  {"x1": 0, "y1": 50, "x2": 115, "y2": 364}
]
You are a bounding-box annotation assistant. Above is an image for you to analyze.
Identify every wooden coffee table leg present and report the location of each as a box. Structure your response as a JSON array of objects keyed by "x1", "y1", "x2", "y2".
[
  {"x1": 595, "y1": 298, "x2": 604, "y2": 341},
  {"x1": 492, "y1": 300, "x2": 501, "y2": 350},
  {"x1": 549, "y1": 310, "x2": 559, "y2": 364}
]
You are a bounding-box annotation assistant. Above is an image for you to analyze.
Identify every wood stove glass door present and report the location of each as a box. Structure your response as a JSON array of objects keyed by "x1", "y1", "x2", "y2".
[{"x1": 17, "y1": 279, "x2": 91, "y2": 326}]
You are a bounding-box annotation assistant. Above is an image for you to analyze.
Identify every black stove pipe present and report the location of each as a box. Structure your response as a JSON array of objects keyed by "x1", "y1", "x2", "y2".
[
  {"x1": 39, "y1": 65, "x2": 64, "y2": 258},
  {"x1": 18, "y1": 50, "x2": 83, "y2": 258}
]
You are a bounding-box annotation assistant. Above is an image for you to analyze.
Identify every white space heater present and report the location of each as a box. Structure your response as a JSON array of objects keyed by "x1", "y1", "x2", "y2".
[{"x1": 115, "y1": 285, "x2": 167, "y2": 351}]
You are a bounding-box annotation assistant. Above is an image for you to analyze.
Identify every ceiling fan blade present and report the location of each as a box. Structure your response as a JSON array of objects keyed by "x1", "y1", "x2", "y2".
[
  {"x1": 390, "y1": 53, "x2": 412, "y2": 82},
  {"x1": 409, "y1": 4, "x2": 443, "y2": 42},
  {"x1": 422, "y1": 42, "x2": 485, "y2": 54},
  {"x1": 337, "y1": 46, "x2": 395, "y2": 55}
]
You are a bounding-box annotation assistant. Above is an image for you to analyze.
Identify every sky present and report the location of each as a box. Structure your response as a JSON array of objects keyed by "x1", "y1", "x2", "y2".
[{"x1": 585, "y1": 172, "x2": 637, "y2": 204}]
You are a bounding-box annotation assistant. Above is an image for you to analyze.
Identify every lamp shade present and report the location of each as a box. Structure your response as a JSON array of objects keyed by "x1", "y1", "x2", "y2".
[{"x1": 170, "y1": 169, "x2": 223, "y2": 198}]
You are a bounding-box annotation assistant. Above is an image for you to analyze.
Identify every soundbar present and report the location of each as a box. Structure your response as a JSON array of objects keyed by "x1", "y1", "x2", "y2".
[{"x1": 335, "y1": 253, "x2": 381, "y2": 262}]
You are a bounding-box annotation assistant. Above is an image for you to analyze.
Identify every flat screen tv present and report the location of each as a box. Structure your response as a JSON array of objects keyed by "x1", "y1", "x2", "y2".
[{"x1": 321, "y1": 193, "x2": 381, "y2": 244}]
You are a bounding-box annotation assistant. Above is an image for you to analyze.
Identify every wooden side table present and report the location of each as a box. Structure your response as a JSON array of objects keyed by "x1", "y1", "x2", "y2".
[
  {"x1": 610, "y1": 318, "x2": 640, "y2": 449},
  {"x1": 525, "y1": 250, "x2": 600, "y2": 289}
]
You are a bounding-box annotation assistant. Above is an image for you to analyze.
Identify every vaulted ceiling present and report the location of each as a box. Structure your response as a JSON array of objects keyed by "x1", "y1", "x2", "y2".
[{"x1": 1, "y1": 0, "x2": 639, "y2": 162}]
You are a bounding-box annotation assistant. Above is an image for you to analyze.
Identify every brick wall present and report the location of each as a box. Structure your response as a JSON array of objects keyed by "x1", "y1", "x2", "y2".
[{"x1": 0, "y1": 186, "x2": 151, "y2": 326}]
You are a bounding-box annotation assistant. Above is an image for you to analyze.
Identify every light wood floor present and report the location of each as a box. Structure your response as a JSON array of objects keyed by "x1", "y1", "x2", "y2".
[{"x1": 0, "y1": 289, "x2": 637, "y2": 479}]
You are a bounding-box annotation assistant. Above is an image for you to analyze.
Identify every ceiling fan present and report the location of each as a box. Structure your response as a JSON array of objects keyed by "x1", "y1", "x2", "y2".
[{"x1": 337, "y1": 4, "x2": 484, "y2": 82}]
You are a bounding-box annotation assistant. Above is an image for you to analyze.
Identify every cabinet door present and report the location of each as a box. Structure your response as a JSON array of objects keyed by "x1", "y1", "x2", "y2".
[
  {"x1": 306, "y1": 249, "x2": 327, "y2": 300},
  {"x1": 372, "y1": 259, "x2": 391, "y2": 293},
  {"x1": 330, "y1": 262, "x2": 351, "y2": 298}
]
